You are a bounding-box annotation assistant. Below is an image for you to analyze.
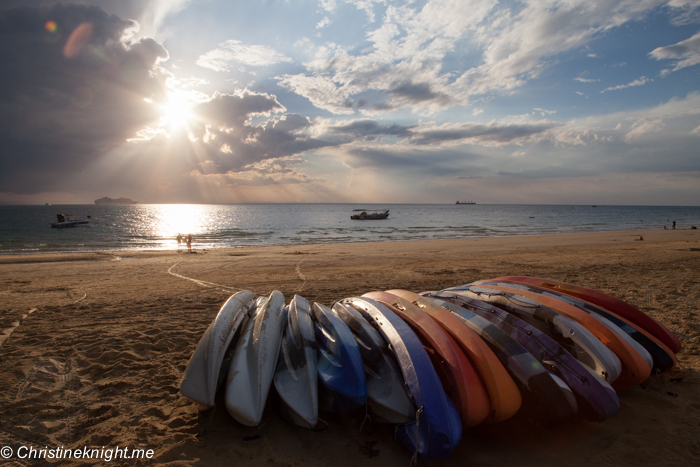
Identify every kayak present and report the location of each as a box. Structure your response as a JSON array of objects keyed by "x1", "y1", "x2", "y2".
[
  {"x1": 434, "y1": 290, "x2": 620, "y2": 422},
  {"x1": 386, "y1": 289, "x2": 522, "y2": 424},
  {"x1": 332, "y1": 301, "x2": 416, "y2": 423},
  {"x1": 364, "y1": 291, "x2": 490, "y2": 427},
  {"x1": 312, "y1": 302, "x2": 367, "y2": 412},
  {"x1": 422, "y1": 294, "x2": 578, "y2": 424},
  {"x1": 489, "y1": 276, "x2": 682, "y2": 354},
  {"x1": 180, "y1": 290, "x2": 257, "y2": 409},
  {"x1": 444, "y1": 285, "x2": 622, "y2": 383},
  {"x1": 273, "y1": 295, "x2": 318, "y2": 428},
  {"x1": 474, "y1": 281, "x2": 676, "y2": 374},
  {"x1": 341, "y1": 296, "x2": 462, "y2": 458},
  {"x1": 225, "y1": 291, "x2": 286, "y2": 426}
]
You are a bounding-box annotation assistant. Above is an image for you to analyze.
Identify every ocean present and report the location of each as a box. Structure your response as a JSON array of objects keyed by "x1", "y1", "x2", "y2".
[{"x1": 1, "y1": 204, "x2": 698, "y2": 255}]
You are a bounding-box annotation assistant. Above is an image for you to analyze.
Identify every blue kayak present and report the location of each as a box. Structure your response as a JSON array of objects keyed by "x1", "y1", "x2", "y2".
[
  {"x1": 332, "y1": 301, "x2": 416, "y2": 423},
  {"x1": 341, "y1": 297, "x2": 461, "y2": 458},
  {"x1": 311, "y1": 302, "x2": 367, "y2": 412}
]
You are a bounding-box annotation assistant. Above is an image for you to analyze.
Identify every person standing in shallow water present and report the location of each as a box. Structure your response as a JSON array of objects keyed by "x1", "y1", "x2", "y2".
[
  {"x1": 177, "y1": 233, "x2": 183, "y2": 252},
  {"x1": 187, "y1": 233, "x2": 193, "y2": 252},
  {"x1": 673, "y1": 220, "x2": 676, "y2": 229}
]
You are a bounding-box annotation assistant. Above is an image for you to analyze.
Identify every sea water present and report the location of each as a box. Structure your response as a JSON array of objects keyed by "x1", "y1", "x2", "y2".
[{"x1": 0, "y1": 204, "x2": 698, "y2": 255}]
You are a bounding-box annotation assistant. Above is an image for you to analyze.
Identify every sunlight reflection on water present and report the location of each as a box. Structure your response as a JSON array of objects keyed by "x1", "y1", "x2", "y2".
[{"x1": 0, "y1": 204, "x2": 698, "y2": 254}]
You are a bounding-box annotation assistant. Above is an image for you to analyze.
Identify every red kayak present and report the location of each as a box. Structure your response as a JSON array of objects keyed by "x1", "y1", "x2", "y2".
[
  {"x1": 490, "y1": 276, "x2": 682, "y2": 354},
  {"x1": 363, "y1": 291, "x2": 490, "y2": 427}
]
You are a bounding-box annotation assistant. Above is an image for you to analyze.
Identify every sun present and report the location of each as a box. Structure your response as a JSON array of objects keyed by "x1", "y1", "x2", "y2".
[{"x1": 160, "y1": 91, "x2": 193, "y2": 129}]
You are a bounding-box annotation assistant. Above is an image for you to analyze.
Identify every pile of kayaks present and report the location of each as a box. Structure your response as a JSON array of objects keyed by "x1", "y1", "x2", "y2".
[{"x1": 179, "y1": 276, "x2": 681, "y2": 459}]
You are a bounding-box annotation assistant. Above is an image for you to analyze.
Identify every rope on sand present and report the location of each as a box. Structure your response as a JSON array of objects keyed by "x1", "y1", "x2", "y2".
[
  {"x1": 74, "y1": 288, "x2": 87, "y2": 304},
  {"x1": 293, "y1": 258, "x2": 307, "y2": 293},
  {"x1": 167, "y1": 261, "x2": 237, "y2": 293},
  {"x1": 0, "y1": 308, "x2": 37, "y2": 347}
]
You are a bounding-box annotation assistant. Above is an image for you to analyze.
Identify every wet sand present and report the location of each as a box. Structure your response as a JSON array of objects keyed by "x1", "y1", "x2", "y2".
[{"x1": 1, "y1": 228, "x2": 699, "y2": 466}]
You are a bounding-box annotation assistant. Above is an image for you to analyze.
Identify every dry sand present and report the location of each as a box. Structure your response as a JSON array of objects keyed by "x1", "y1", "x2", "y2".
[{"x1": 0, "y1": 229, "x2": 699, "y2": 466}]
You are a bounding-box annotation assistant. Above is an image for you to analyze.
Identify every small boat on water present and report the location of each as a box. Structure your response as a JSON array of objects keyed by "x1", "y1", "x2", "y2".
[
  {"x1": 455, "y1": 201, "x2": 476, "y2": 205},
  {"x1": 51, "y1": 213, "x2": 91, "y2": 228},
  {"x1": 351, "y1": 209, "x2": 389, "y2": 220}
]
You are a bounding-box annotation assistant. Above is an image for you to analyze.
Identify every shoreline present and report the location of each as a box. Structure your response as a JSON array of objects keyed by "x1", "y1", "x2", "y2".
[
  {"x1": 1, "y1": 226, "x2": 696, "y2": 264},
  {"x1": 1, "y1": 228, "x2": 699, "y2": 466}
]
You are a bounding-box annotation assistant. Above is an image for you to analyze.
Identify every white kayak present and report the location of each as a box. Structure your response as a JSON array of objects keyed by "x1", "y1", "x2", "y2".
[
  {"x1": 179, "y1": 290, "x2": 256, "y2": 409},
  {"x1": 225, "y1": 290, "x2": 286, "y2": 426},
  {"x1": 273, "y1": 295, "x2": 318, "y2": 428}
]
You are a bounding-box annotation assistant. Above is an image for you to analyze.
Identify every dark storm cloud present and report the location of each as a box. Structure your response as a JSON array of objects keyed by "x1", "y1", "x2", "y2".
[
  {"x1": 0, "y1": 1, "x2": 150, "y2": 22},
  {"x1": 0, "y1": 4, "x2": 168, "y2": 194}
]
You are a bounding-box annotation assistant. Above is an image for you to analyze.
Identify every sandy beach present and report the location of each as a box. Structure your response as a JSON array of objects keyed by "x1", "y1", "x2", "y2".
[{"x1": 1, "y1": 229, "x2": 699, "y2": 466}]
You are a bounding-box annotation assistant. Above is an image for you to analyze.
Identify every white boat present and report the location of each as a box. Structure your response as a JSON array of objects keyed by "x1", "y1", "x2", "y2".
[
  {"x1": 179, "y1": 291, "x2": 257, "y2": 409},
  {"x1": 50, "y1": 213, "x2": 91, "y2": 228},
  {"x1": 225, "y1": 290, "x2": 286, "y2": 426},
  {"x1": 273, "y1": 295, "x2": 318, "y2": 428}
]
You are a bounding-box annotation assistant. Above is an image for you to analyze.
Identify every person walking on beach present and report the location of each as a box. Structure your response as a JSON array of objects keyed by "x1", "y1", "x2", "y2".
[
  {"x1": 673, "y1": 220, "x2": 676, "y2": 229},
  {"x1": 177, "y1": 233, "x2": 183, "y2": 252},
  {"x1": 187, "y1": 233, "x2": 193, "y2": 253}
]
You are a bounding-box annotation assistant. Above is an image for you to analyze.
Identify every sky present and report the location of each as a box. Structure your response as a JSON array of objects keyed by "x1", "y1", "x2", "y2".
[{"x1": 0, "y1": 0, "x2": 699, "y2": 205}]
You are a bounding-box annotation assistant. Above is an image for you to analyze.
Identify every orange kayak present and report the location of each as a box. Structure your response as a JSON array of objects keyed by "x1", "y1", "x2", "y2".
[
  {"x1": 460, "y1": 284, "x2": 651, "y2": 390},
  {"x1": 386, "y1": 289, "x2": 522, "y2": 424},
  {"x1": 490, "y1": 276, "x2": 682, "y2": 354},
  {"x1": 363, "y1": 291, "x2": 490, "y2": 427}
]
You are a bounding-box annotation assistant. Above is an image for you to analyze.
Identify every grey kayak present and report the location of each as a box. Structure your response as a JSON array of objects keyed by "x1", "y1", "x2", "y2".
[
  {"x1": 226, "y1": 290, "x2": 286, "y2": 426},
  {"x1": 180, "y1": 290, "x2": 256, "y2": 409},
  {"x1": 273, "y1": 295, "x2": 319, "y2": 428}
]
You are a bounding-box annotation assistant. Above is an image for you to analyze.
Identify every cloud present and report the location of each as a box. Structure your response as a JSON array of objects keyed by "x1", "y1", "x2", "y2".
[
  {"x1": 601, "y1": 76, "x2": 652, "y2": 92},
  {"x1": 624, "y1": 118, "x2": 665, "y2": 141},
  {"x1": 184, "y1": 93, "x2": 339, "y2": 173},
  {"x1": 277, "y1": 73, "x2": 355, "y2": 114},
  {"x1": 649, "y1": 31, "x2": 700, "y2": 75},
  {"x1": 574, "y1": 77, "x2": 600, "y2": 83},
  {"x1": 279, "y1": 0, "x2": 669, "y2": 114},
  {"x1": 0, "y1": 0, "x2": 193, "y2": 41},
  {"x1": 330, "y1": 120, "x2": 414, "y2": 140},
  {"x1": 221, "y1": 157, "x2": 319, "y2": 186},
  {"x1": 666, "y1": 0, "x2": 700, "y2": 25},
  {"x1": 316, "y1": 16, "x2": 332, "y2": 29},
  {"x1": 408, "y1": 121, "x2": 561, "y2": 146},
  {"x1": 197, "y1": 40, "x2": 292, "y2": 71},
  {"x1": 327, "y1": 118, "x2": 559, "y2": 146},
  {"x1": 0, "y1": 4, "x2": 169, "y2": 194}
]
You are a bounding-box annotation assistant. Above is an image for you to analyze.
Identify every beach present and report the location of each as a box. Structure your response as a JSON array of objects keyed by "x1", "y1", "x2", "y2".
[{"x1": 1, "y1": 228, "x2": 699, "y2": 466}]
